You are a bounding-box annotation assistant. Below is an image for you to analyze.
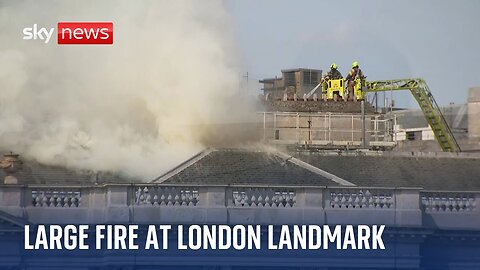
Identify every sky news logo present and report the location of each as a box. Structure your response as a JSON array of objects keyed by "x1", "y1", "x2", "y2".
[{"x1": 23, "y1": 22, "x2": 113, "y2": 45}]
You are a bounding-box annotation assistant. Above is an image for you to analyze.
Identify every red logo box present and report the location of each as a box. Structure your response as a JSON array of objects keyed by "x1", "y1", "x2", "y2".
[{"x1": 57, "y1": 22, "x2": 113, "y2": 45}]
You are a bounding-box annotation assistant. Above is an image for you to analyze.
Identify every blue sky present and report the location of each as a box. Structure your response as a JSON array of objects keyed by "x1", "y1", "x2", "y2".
[{"x1": 226, "y1": 0, "x2": 480, "y2": 107}]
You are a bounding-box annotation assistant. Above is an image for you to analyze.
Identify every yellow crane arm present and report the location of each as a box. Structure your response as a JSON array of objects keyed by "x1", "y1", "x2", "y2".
[{"x1": 365, "y1": 78, "x2": 461, "y2": 152}]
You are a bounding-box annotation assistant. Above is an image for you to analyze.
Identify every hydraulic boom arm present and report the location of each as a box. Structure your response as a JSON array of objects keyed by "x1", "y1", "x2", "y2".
[{"x1": 365, "y1": 78, "x2": 461, "y2": 152}]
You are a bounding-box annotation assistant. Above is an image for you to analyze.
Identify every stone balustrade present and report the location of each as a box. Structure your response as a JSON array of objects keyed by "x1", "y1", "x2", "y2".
[
  {"x1": 230, "y1": 187, "x2": 296, "y2": 207},
  {"x1": 327, "y1": 188, "x2": 394, "y2": 209},
  {"x1": 134, "y1": 186, "x2": 199, "y2": 206},
  {"x1": 421, "y1": 192, "x2": 476, "y2": 212},
  {"x1": 0, "y1": 184, "x2": 478, "y2": 230},
  {"x1": 31, "y1": 189, "x2": 82, "y2": 207}
]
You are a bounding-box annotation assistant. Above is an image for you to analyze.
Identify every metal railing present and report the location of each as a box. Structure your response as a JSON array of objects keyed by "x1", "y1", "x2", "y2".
[{"x1": 260, "y1": 112, "x2": 396, "y2": 148}]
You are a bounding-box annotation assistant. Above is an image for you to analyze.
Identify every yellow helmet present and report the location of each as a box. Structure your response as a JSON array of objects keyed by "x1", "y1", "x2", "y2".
[
  {"x1": 330, "y1": 63, "x2": 338, "y2": 70},
  {"x1": 352, "y1": 61, "x2": 359, "y2": 68}
]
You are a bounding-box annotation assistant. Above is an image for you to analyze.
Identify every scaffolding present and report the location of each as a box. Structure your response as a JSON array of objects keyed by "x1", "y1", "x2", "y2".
[{"x1": 260, "y1": 112, "x2": 396, "y2": 150}]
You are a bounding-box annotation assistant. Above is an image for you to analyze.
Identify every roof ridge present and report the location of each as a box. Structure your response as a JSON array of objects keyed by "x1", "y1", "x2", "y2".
[
  {"x1": 293, "y1": 149, "x2": 480, "y2": 159},
  {"x1": 274, "y1": 151, "x2": 356, "y2": 186},
  {"x1": 150, "y1": 148, "x2": 215, "y2": 183}
]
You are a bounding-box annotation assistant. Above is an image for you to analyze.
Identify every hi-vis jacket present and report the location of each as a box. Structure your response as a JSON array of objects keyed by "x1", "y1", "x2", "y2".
[{"x1": 345, "y1": 68, "x2": 364, "y2": 82}]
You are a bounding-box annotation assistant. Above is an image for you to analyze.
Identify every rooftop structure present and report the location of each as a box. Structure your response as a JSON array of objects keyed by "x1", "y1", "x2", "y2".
[
  {"x1": 392, "y1": 87, "x2": 480, "y2": 152},
  {"x1": 260, "y1": 68, "x2": 322, "y2": 99},
  {"x1": 259, "y1": 68, "x2": 480, "y2": 153}
]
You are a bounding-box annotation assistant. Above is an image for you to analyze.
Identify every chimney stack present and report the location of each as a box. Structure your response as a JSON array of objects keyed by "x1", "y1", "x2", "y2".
[{"x1": 0, "y1": 152, "x2": 23, "y2": 184}]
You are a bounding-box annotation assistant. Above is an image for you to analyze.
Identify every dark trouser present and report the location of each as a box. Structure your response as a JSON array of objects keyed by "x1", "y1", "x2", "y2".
[{"x1": 347, "y1": 81, "x2": 355, "y2": 100}]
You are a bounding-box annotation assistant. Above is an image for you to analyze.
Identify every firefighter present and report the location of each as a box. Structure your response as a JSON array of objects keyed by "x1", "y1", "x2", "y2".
[
  {"x1": 345, "y1": 61, "x2": 366, "y2": 100},
  {"x1": 321, "y1": 63, "x2": 343, "y2": 92},
  {"x1": 325, "y1": 63, "x2": 343, "y2": 80}
]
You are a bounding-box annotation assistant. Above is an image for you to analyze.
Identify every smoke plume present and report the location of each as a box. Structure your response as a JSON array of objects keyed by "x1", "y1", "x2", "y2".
[{"x1": 0, "y1": 0, "x2": 255, "y2": 180}]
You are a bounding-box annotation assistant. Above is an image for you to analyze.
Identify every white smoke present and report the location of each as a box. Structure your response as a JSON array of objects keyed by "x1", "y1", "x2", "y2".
[{"x1": 0, "y1": 0, "x2": 254, "y2": 179}]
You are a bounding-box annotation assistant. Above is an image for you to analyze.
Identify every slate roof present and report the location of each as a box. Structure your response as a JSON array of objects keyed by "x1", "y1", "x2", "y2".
[
  {"x1": 158, "y1": 149, "x2": 337, "y2": 186},
  {"x1": 3, "y1": 148, "x2": 479, "y2": 191},
  {"x1": 0, "y1": 159, "x2": 133, "y2": 185},
  {"x1": 292, "y1": 151, "x2": 480, "y2": 191}
]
